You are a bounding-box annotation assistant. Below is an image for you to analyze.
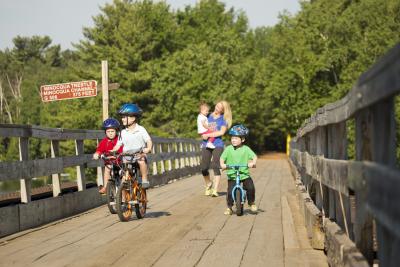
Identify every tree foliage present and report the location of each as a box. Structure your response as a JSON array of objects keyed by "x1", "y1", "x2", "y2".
[{"x1": 0, "y1": 0, "x2": 399, "y2": 158}]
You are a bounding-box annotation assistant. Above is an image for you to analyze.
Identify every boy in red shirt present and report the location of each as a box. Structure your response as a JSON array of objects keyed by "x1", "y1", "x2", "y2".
[{"x1": 93, "y1": 118, "x2": 123, "y2": 194}]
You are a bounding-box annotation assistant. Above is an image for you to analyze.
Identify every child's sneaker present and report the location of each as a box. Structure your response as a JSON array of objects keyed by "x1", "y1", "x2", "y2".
[
  {"x1": 224, "y1": 208, "x2": 233, "y2": 215},
  {"x1": 204, "y1": 183, "x2": 213, "y2": 196},
  {"x1": 211, "y1": 188, "x2": 219, "y2": 197},
  {"x1": 142, "y1": 181, "x2": 150, "y2": 189},
  {"x1": 206, "y1": 142, "x2": 215, "y2": 149},
  {"x1": 250, "y1": 204, "x2": 258, "y2": 212}
]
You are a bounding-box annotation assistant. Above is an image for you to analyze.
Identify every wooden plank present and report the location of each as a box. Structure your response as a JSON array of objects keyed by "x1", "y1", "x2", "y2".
[
  {"x1": 0, "y1": 124, "x2": 31, "y2": 137},
  {"x1": 282, "y1": 196, "x2": 300, "y2": 249},
  {"x1": 293, "y1": 150, "x2": 349, "y2": 196},
  {"x1": 31, "y1": 127, "x2": 104, "y2": 140},
  {"x1": 97, "y1": 82, "x2": 119, "y2": 91},
  {"x1": 0, "y1": 123, "x2": 104, "y2": 140},
  {"x1": 146, "y1": 151, "x2": 200, "y2": 162},
  {"x1": 0, "y1": 154, "x2": 94, "y2": 181},
  {"x1": 324, "y1": 220, "x2": 369, "y2": 266}
]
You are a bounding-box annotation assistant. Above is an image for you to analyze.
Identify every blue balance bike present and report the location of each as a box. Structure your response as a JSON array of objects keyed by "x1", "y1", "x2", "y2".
[{"x1": 227, "y1": 164, "x2": 249, "y2": 216}]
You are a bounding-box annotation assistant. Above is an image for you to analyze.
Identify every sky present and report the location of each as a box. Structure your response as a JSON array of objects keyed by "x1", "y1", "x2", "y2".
[{"x1": 0, "y1": 0, "x2": 300, "y2": 51}]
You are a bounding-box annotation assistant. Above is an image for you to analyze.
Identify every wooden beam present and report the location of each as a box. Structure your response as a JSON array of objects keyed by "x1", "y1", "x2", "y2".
[
  {"x1": 97, "y1": 83, "x2": 120, "y2": 91},
  {"x1": 102, "y1": 60, "x2": 109, "y2": 121}
]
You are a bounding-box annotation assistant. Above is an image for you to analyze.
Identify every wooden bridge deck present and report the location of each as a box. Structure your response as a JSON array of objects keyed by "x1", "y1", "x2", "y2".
[{"x1": 0, "y1": 159, "x2": 327, "y2": 267}]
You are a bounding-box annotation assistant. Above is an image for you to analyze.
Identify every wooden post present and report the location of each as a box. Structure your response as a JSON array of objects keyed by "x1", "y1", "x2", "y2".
[
  {"x1": 75, "y1": 140, "x2": 86, "y2": 191},
  {"x1": 167, "y1": 143, "x2": 172, "y2": 171},
  {"x1": 96, "y1": 139, "x2": 104, "y2": 187},
  {"x1": 189, "y1": 143, "x2": 194, "y2": 167},
  {"x1": 159, "y1": 143, "x2": 165, "y2": 174},
  {"x1": 370, "y1": 99, "x2": 396, "y2": 266},
  {"x1": 51, "y1": 140, "x2": 61, "y2": 197},
  {"x1": 328, "y1": 122, "x2": 352, "y2": 238},
  {"x1": 152, "y1": 143, "x2": 158, "y2": 175},
  {"x1": 354, "y1": 109, "x2": 374, "y2": 264},
  {"x1": 102, "y1": 60, "x2": 109, "y2": 121},
  {"x1": 174, "y1": 143, "x2": 180, "y2": 169},
  {"x1": 19, "y1": 137, "x2": 31, "y2": 203},
  {"x1": 309, "y1": 131, "x2": 319, "y2": 205},
  {"x1": 316, "y1": 126, "x2": 329, "y2": 220},
  {"x1": 180, "y1": 143, "x2": 185, "y2": 168},
  {"x1": 196, "y1": 142, "x2": 201, "y2": 166},
  {"x1": 184, "y1": 143, "x2": 190, "y2": 167}
]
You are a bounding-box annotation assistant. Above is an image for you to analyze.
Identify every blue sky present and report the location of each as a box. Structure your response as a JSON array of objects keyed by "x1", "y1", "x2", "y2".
[{"x1": 0, "y1": 0, "x2": 300, "y2": 50}]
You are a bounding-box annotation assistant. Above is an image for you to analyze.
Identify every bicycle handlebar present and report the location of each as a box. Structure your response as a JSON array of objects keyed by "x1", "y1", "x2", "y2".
[
  {"x1": 226, "y1": 164, "x2": 249, "y2": 168},
  {"x1": 100, "y1": 154, "x2": 118, "y2": 161}
]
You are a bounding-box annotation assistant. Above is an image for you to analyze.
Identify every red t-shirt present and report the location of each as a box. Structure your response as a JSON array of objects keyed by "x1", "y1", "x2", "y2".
[{"x1": 96, "y1": 137, "x2": 123, "y2": 163}]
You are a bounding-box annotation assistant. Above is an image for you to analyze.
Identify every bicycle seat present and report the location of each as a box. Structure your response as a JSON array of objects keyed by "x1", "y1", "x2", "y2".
[{"x1": 121, "y1": 148, "x2": 143, "y2": 163}]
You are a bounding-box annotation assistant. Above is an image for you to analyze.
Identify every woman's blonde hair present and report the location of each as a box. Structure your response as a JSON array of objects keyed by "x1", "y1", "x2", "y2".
[{"x1": 219, "y1": 100, "x2": 232, "y2": 128}]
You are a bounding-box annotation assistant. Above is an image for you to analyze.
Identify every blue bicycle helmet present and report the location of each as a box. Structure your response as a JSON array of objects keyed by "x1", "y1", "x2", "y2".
[
  {"x1": 102, "y1": 118, "x2": 120, "y2": 130},
  {"x1": 118, "y1": 103, "x2": 142, "y2": 117},
  {"x1": 229, "y1": 124, "x2": 249, "y2": 137}
]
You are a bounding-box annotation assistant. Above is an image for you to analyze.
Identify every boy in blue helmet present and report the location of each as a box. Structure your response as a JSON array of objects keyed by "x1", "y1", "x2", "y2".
[
  {"x1": 111, "y1": 103, "x2": 153, "y2": 189},
  {"x1": 93, "y1": 118, "x2": 123, "y2": 194},
  {"x1": 220, "y1": 124, "x2": 258, "y2": 215}
]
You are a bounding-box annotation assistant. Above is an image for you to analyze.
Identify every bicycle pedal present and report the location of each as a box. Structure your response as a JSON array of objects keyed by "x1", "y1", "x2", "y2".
[
  {"x1": 129, "y1": 200, "x2": 139, "y2": 205},
  {"x1": 109, "y1": 201, "x2": 116, "y2": 205}
]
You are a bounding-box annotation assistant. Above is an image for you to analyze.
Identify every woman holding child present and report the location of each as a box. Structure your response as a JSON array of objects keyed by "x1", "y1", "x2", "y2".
[{"x1": 200, "y1": 100, "x2": 232, "y2": 197}]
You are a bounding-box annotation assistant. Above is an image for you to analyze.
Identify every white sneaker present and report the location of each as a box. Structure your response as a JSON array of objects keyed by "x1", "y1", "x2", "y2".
[
  {"x1": 206, "y1": 142, "x2": 215, "y2": 149},
  {"x1": 142, "y1": 181, "x2": 150, "y2": 189},
  {"x1": 224, "y1": 208, "x2": 233, "y2": 215},
  {"x1": 205, "y1": 183, "x2": 213, "y2": 196},
  {"x1": 250, "y1": 204, "x2": 258, "y2": 212}
]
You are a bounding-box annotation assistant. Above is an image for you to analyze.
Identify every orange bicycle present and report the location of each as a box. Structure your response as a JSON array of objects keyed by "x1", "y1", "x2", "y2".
[{"x1": 115, "y1": 151, "x2": 147, "y2": 221}]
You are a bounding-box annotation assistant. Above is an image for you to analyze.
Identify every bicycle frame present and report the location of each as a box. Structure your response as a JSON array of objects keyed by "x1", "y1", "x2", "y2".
[
  {"x1": 101, "y1": 154, "x2": 122, "y2": 186},
  {"x1": 227, "y1": 164, "x2": 248, "y2": 204},
  {"x1": 119, "y1": 154, "x2": 143, "y2": 205}
]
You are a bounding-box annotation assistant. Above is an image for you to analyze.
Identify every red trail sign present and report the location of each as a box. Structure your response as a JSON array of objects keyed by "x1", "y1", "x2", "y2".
[{"x1": 40, "y1": 80, "x2": 97, "y2": 102}]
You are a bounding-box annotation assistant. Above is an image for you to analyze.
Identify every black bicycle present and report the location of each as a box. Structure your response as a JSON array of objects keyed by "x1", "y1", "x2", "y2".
[{"x1": 100, "y1": 153, "x2": 122, "y2": 214}]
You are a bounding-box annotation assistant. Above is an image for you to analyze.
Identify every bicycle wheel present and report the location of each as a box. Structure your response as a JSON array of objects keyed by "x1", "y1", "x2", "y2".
[
  {"x1": 134, "y1": 186, "x2": 147, "y2": 219},
  {"x1": 106, "y1": 181, "x2": 117, "y2": 214},
  {"x1": 116, "y1": 183, "x2": 133, "y2": 222},
  {"x1": 235, "y1": 189, "x2": 243, "y2": 216}
]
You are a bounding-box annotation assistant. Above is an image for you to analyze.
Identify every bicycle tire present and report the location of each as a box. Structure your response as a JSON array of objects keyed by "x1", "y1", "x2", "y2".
[
  {"x1": 116, "y1": 183, "x2": 133, "y2": 222},
  {"x1": 235, "y1": 189, "x2": 243, "y2": 216},
  {"x1": 134, "y1": 186, "x2": 147, "y2": 219},
  {"x1": 106, "y1": 181, "x2": 117, "y2": 214}
]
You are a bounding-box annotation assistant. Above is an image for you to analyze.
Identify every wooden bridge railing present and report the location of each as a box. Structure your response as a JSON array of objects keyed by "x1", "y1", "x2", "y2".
[
  {"x1": 0, "y1": 124, "x2": 201, "y2": 203},
  {"x1": 290, "y1": 43, "x2": 400, "y2": 266}
]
